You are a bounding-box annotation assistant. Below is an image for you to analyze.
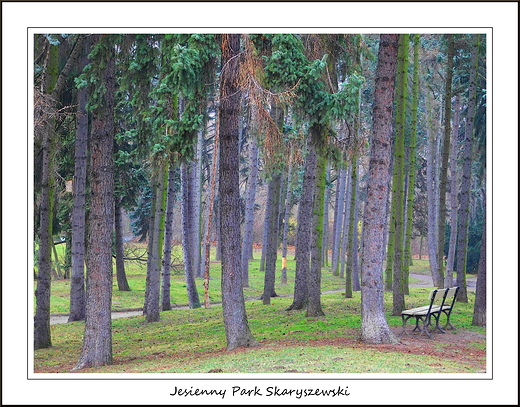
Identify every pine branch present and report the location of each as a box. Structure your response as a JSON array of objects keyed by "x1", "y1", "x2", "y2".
[{"x1": 51, "y1": 35, "x2": 86, "y2": 101}]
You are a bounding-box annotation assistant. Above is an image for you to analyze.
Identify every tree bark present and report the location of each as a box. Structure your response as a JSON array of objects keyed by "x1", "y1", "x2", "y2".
[
  {"x1": 307, "y1": 126, "x2": 327, "y2": 318},
  {"x1": 65, "y1": 47, "x2": 90, "y2": 318},
  {"x1": 321, "y1": 163, "x2": 331, "y2": 268},
  {"x1": 203, "y1": 124, "x2": 220, "y2": 308},
  {"x1": 74, "y1": 35, "x2": 115, "y2": 369},
  {"x1": 286, "y1": 137, "x2": 317, "y2": 311},
  {"x1": 35, "y1": 35, "x2": 85, "y2": 348},
  {"x1": 241, "y1": 136, "x2": 259, "y2": 287},
  {"x1": 189, "y1": 135, "x2": 202, "y2": 278},
  {"x1": 426, "y1": 89, "x2": 441, "y2": 286},
  {"x1": 280, "y1": 154, "x2": 294, "y2": 285},
  {"x1": 181, "y1": 162, "x2": 201, "y2": 309},
  {"x1": 360, "y1": 34, "x2": 399, "y2": 344},
  {"x1": 68, "y1": 52, "x2": 89, "y2": 321},
  {"x1": 472, "y1": 190, "x2": 486, "y2": 326},
  {"x1": 436, "y1": 34, "x2": 455, "y2": 288},
  {"x1": 34, "y1": 37, "x2": 59, "y2": 350},
  {"x1": 214, "y1": 201, "x2": 222, "y2": 261},
  {"x1": 331, "y1": 167, "x2": 347, "y2": 276},
  {"x1": 351, "y1": 169, "x2": 361, "y2": 292},
  {"x1": 261, "y1": 102, "x2": 284, "y2": 303},
  {"x1": 181, "y1": 162, "x2": 194, "y2": 280},
  {"x1": 346, "y1": 155, "x2": 359, "y2": 297},
  {"x1": 455, "y1": 36, "x2": 480, "y2": 303},
  {"x1": 262, "y1": 172, "x2": 282, "y2": 304},
  {"x1": 259, "y1": 199, "x2": 269, "y2": 273},
  {"x1": 63, "y1": 232, "x2": 72, "y2": 279},
  {"x1": 143, "y1": 178, "x2": 156, "y2": 317},
  {"x1": 144, "y1": 165, "x2": 167, "y2": 321},
  {"x1": 114, "y1": 201, "x2": 131, "y2": 291},
  {"x1": 402, "y1": 34, "x2": 421, "y2": 294},
  {"x1": 162, "y1": 168, "x2": 177, "y2": 311},
  {"x1": 339, "y1": 166, "x2": 352, "y2": 280},
  {"x1": 34, "y1": 116, "x2": 55, "y2": 349},
  {"x1": 219, "y1": 34, "x2": 257, "y2": 350},
  {"x1": 391, "y1": 34, "x2": 409, "y2": 315},
  {"x1": 446, "y1": 94, "x2": 461, "y2": 287}
]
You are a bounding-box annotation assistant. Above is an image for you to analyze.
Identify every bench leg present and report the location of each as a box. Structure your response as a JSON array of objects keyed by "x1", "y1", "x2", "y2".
[
  {"x1": 411, "y1": 317, "x2": 422, "y2": 332},
  {"x1": 441, "y1": 311, "x2": 456, "y2": 330},
  {"x1": 420, "y1": 316, "x2": 433, "y2": 338},
  {"x1": 400, "y1": 315, "x2": 411, "y2": 336},
  {"x1": 428, "y1": 313, "x2": 446, "y2": 334},
  {"x1": 401, "y1": 315, "x2": 435, "y2": 338},
  {"x1": 443, "y1": 321, "x2": 455, "y2": 330}
]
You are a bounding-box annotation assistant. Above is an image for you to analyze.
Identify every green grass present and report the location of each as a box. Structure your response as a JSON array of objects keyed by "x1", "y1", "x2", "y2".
[
  {"x1": 408, "y1": 258, "x2": 436, "y2": 274},
  {"x1": 33, "y1": 244, "x2": 485, "y2": 374},
  {"x1": 39, "y1": 250, "x2": 437, "y2": 314},
  {"x1": 34, "y1": 293, "x2": 485, "y2": 373},
  {"x1": 37, "y1": 245, "x2": 360, "y2": 314}
]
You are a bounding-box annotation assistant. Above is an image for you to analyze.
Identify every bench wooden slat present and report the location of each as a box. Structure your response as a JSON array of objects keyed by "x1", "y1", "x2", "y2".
[{"x1": 402, "y1": 305, "x2": 441, "y2": 316}]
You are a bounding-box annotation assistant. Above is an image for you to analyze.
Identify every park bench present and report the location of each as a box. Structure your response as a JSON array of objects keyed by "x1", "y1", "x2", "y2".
[{"x1": 399, "y1": 286, "x2": 460, "y2": 338}]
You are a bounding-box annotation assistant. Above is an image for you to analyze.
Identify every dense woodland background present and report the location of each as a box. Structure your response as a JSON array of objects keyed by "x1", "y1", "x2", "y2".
[{"x1": 32, "y1": 33, "x2": 487, "y2": 369}]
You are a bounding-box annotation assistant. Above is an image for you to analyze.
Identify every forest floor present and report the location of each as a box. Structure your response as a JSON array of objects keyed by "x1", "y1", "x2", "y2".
[
  {"x1": 42, "y1": 272, "x2": 485, "y2": 374},
  {"x1": 50, "y1": 272, "x2": 478, "y2": 324}
]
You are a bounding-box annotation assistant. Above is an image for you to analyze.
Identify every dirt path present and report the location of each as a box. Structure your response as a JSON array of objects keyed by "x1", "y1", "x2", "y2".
[
  {"x1": 409, "y1": 272, "x2": 477, "y2": 291},
  {"x1": 50, "y1": 273, "x2": 477, "y2": 325}
]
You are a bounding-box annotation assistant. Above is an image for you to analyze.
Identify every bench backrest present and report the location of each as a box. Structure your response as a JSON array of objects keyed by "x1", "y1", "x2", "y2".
[{"x1": 428, "y1": 286, "x2": 460, "y2": 309}]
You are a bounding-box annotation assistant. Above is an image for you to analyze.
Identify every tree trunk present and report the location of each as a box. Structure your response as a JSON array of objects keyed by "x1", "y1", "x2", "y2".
[
  {"x1": 384, "y1": 187, "x2": 397, "y2": 292},
  {"x1": 74, "y1": 36, "x2": 115, "y2": 369},
  {"x1": 391, "y1": 34, "x2": 409, "y2": 315},
  {"x1": 360, "y1": 34, "x2": 399, "y2": 344},
  {"x1": 351, "y1": 169, "x2": 361, "y2": 292},
  {"x1": 181, "y1": 162, "x2": 201, "y2": 309},
  {"x1": 203, "y1": 122, "x2": 219, "y2": 308},
  {"x1": 202, "y1": 119, "x2": 220, "y2": 308},
  {"x1": 426, "y1": 89, "x2": 441, "y2": 286},
  {"x1": 190, "y1": 133, "x2": 203, "y2": 277},
  {"x1": 346, "y1": 156, "x2": 359, "y2": 297},
  {"x1": 214, "y1": 201, "x2": 222, "y2": 261},
  {"x1": 331, "y1": 167, "x2": 347, "y2": 275},
  {"x1": 446, "y1": 94, "x2": 461, "y2": 287},
  {"x1": 339, "y1": 166, "x2": 352, "y2": 280},
  {"x1": 280, "y1": 155, "x2": 294, "y2": 285},
  {"x1": 402, "y1": 34, "x2": 421, "y2": 295},
  {"x1": 34, "y1": 38, "x2": 59, "y2": 350},
  {"x1": 435, "y1": 34, "x2": 455, "y2": 289},
  {"x1": 162, "y1": 168, "x2": 177, "y2": 311},
  {"x1": 181, "y1": 161, "x2": 195, "y2": 279},
  {"x1": 36, "y1": 35, "x2": 85, "y2": 347},
  {"x1": 241, "y1": 136, "x2": 259, "y2": 287},
  {"x1": 259, "y1": 199, "x2": 269, "y2": 273},
  {"x1": 286, "y1": 137, "x2": 317, "y2": 311},
  {"x1": 472, "y1": 190, "x2": 486, "y2": 326},
  {"x1": 34, "y1": 118, "x2": 55, "y2": 349},
  {"x1": 306, "y1": 125, "x2": 326, "y2": 317},
  {"x1": 218, "y1": 34, "x2": 257, "y2": 350},
  {"x1": 144, "y1": 165, "x2": 167, "y2": 321},
  {"x1": 63, "y1": 232, "x2": 72, "y2": 279},
  {"x1": 262, "y1": 172, "x2": 282, "y2": 304},
  {"x1": 68, "y1": 64, "x2": 88, "y2": 321},
  {"x1": 321, "y1": 163, "x2": 331, "y2": 267},
  {"x1": 261, "y1": 102, "x2": 284, "y2": 303},
  {"x1": 143, "y1": 179, "x2": 156, "y2": 317},
  {"x1": 52, "y1": 240, "x2": 63, "y2": 279},
  {"x1": 456, "y1": 36, "x2": 480, "y2": 303},
  {"x1": 114, "y1": 201, "x2": 131, "y2": 291}
]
